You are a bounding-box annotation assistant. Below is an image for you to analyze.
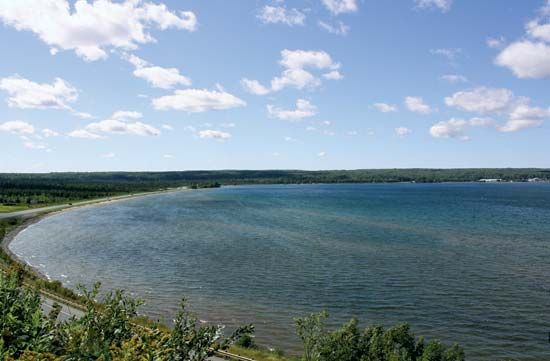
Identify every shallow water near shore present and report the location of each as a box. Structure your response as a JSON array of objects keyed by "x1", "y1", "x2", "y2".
[{"x1": 10, "y1": 183, "x2": 550, "y2": 360}]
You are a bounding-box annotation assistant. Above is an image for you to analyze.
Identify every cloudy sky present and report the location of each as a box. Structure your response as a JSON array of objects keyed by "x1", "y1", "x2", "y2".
[{"x1": 0, "y1": 0, "x2": 549, "y2": 172}]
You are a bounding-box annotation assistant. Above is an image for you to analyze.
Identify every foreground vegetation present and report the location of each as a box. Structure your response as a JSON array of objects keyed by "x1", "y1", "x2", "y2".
[
  {"x1": 1, "y1": 169, "x2": 548, "y2": 211},
  {"x1": 0, "y1": 267, "x2": 465, "y2": 360}
]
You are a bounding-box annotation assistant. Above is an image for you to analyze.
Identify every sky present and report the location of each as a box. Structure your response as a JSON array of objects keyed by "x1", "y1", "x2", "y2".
[{"x1": 0, "y1": 0, "x2": 549, "y2": 172}]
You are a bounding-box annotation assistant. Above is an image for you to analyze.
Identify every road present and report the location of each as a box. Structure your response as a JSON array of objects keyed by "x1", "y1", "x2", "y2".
[{"x1": 0, "y1": 188, "x2": 185, "y2": 220}]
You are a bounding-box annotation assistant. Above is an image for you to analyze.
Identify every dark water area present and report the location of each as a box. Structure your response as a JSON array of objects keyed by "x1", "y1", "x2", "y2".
[{"x1": 11, "y1": 183, "x2": 550, "y2": 360}]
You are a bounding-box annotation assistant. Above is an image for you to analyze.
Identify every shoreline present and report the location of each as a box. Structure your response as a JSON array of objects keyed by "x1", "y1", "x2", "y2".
[{"x1": 1, "y1": 186, "x2": 189, "y2": 283}]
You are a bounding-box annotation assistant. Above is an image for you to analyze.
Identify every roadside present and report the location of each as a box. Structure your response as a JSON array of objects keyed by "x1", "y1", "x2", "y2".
[{"x1": 0, "y1": 186, "x2": 188, "y2": 220}]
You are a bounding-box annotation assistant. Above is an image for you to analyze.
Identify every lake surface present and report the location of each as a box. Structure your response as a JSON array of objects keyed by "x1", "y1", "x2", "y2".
[{"x1": 11, "y1": 183, "x2": 550, "y2": 360}]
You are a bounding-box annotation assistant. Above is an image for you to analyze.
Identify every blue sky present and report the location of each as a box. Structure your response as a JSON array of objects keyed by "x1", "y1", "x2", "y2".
[{"x1": 0, "y1": 0, "x2": 549, "y2": 172}]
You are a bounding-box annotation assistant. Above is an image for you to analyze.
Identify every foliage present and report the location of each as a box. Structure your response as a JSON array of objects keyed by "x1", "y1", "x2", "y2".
[
  {"x1": 294, "y1": 311, "x2": 465, "y2": 361},
  {"x1": 1, "y1": 169, "x2": 548, "y2": 209},
  {"x1": 0, "y1": 274, "x2": 252, "y2": 360}
]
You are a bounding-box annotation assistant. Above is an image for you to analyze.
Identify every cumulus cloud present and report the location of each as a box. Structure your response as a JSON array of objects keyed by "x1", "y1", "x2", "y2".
[
  {"x1": 124, "y1": 54, "x2": 191, "y2": 89},
  {"x1": 0, "y1": 120, "x2": 35, "y2": 135},
  {"x1": 152, "y1": 87, "x2": 246, "y2": 112},
  {"x1": 404, "y1": 96, "x2": 433, "y2": 114},
  {"x1": 394, "y1": 127, "x2": 412, "y2": 137},
  {"x1": 373, "y1": 103, "x2": 398, "y2": 113},
  {"x1": 240, "y1": 79, "x2": 271, "y2": 95},
  {"x1": 112, "y1": 110, "x2": 143, "y2": 120},
  {"x1": 322, "y1": 70, "x2": 344, "y2": 80},
  {"x1": 415, "y1": 0, "x2": 452, "y2": 12},
  {"x1": 69, "y1": 110, "x2": 160, "y2": 138},
  {"x1": 430, "y1": 48, "x2": 461, "y2": 63},
  {"x1": 67, "y1": 129, "x2": 104, "y2": 139},
  {"x1": 241, "y1": 49, "x2": 342, "y2": 95},
  {"x1": 257, "y1": 5, "x2": 305, "y2": 26},
  {"x1": 498, "y1": 104, "x2": 548, "y2": 132},
  {"x1": 318, "y1": 20, "x2": 350, "y2": 36},
  {"x1": 444, "y1": 87, "x2": 548, "y2": 133},
  {"x1": 317, "y1": 151, "x2": 327, "y2": 157},
  {"x1": 86, "y1": 118, "x2": 160, "y2": 136},
  {"x1": 267, "y1": 99, "x2": 317, "y2": 120},
  {"x1": 102, "y1": 152, "x2": 115, "y2": 158},
  {"x1": 441, "y1": 74, "x2": 468, "y2": 83},
  {"x1": 321, "y1": 0, "x2": 358, "y2": 15},
  {"x1": 0, "y1": 0, "x2": 197, "y2": 61},
  {"x1": 42, "y1": 128, "x2": 60, "y2": 137},
  {"x1": 429, "y1": 117, "x2": 494, "y2": 140},
  {"x1": 494, "y1": 1, "x2": 550, "y2": 78},
  {"x1": 444, "y1": 87, "x2": 515, "y2": 113},
  {"x1": 487, "y1": 36, "x2": 506, "y2": 49},
  {"x1": 198, "y1": 129, "x2": 231, "y2": 140},
  {"x1": 0, "y1": 75, "x2": 77, "y2": 109},
  {"x1": 495, "y1": 41, "x2": 550, "y2": 79}
]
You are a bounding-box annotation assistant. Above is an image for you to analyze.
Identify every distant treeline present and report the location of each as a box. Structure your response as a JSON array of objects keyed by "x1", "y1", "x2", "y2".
[{"x1": 0, "y1": 169, "x2": 548, "y2": 206}]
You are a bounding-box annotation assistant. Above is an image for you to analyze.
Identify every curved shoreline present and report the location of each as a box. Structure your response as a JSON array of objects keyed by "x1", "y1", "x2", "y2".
[{"x1": 1, "y1": 187, "x2": 189, "y2": 282}]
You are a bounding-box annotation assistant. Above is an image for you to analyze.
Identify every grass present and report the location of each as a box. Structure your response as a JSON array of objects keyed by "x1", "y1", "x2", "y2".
[
  {"x1": 228, "y1": 345, "x2": 298, "y2": 361},
  {"x1": 0, "y1": 204, "x2": 30, "y2": 213}
]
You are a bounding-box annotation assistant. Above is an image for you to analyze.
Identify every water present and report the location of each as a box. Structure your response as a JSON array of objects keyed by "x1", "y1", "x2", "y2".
[{"x1": 10, "y1": 183, "x2": 550, "y2": 360}]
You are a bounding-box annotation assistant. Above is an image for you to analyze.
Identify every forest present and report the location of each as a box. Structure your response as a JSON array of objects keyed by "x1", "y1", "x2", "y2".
[{"x1": 0, "y1": 168, "x2": 548, "y2": 209}]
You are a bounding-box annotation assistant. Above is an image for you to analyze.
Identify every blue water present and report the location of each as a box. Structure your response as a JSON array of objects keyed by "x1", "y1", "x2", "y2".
[{"x1": 10, "y1": 183, "x2": 550, "y2": 360}]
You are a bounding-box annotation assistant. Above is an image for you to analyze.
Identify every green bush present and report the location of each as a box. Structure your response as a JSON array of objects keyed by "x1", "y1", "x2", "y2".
[{"x1": 295, "y1": 312, "x2": 464, "y2": 361}]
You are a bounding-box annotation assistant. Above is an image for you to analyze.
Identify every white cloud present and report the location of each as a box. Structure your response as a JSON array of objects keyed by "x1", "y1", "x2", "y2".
[
  {"x1": 267, "y1": 99, "x2": 317, "y2": 120},
  {"x1": 317, "y1": 151, "x2": 327, "y2": 157},
  {"x1": 394, "y1": 127, "x2": 412, "y2": 137},
  {"x1": 346, "y1": 130, "x2": 358, "y2": 136},
  {"x1": 321, "y1": 0, "x2": 358, "y2": 15},
  {"x1": 0, "y1": 0, "x2": 197, "y2": 61},
  {"x1": 241, "y1": 49, "x2": 341, "y2": 95},
  {"x1": 161, "y1": 124, "x2": 174, "y2": 130},
  {"x1": 23, "y1": 141, "x2": 48, "y2": 150},
  {"x1": 527, "y1": 19, "x2": 550, "y2": 43},
  {"x1": 495, "y1": 41, "x2": 550, "y2": 79},
  {"x1": 494, "y1": 2, "x2": 550, "y2": 79},
  {"x1": 0, "y1": 75, "x2": 77, "y2": 109},
  {"x1": 444, "y1": 87, "x2": 515, "y2": 113},
  {"x1": 112, "y1": 110, "x2": 143, "y2": 120},
  {"x1": 73, "y1": 111, "x2": 94, "y2": 119},
  {"x1": 323, "y1": 70, "x2": 344, "y2": 80},
  {"x1": 487, "y1": 36, "x2": 506, "y2": 49},
  {"x1": 221, "y1": 122, "x2": 236, "y2": 128},
  {"x1": 415, "y1": 0, "x2": 452, "y2": 12},
  {"x1": 257, "y1": 5, "x2": 305, "y2": 26},
  {"x1": 198, "y1": 129, "x2": 231, "y2": 140},
  {"x1": 102, "y1": 152, "x2": 115, "y2": 158},
  {"x1": 152, "y1": 87, "x2": 246, "y2": 112},
  {"x1": 441, "y1": 74, "x2": 467, "y2": 83},
  {"x1": 498, "y1": 104, "x2": 548, "y2": 132},
  {"x1": 404, "y1": 96, "x2": 433, "y2": 114},
  {"x1": 430, "y1": 117, "x2": 498, "y2": 140},
  {"x1": 279, "y1": 49, "x2": 340, "y2": 70},
  {"x1": 271, "y1": 68, "x2": 321, "y2": 91},
  {"x1": 0, "y1": 120, "x2": 35, "y2": 135},
  {"x1": 430, "y1": 48, "x2": 461, "y2": 62},
  {"x1": 284, "y1": 136, "x2": 298, "y2": 142},
  {"x1": 318, "y1": 20, "x2": 350, "y2": 36},
  {"x1": 498, "y1": 118, "x2": 544, "y2": 132},
  {"x1": 86, "y1": 118, "x2": 160, "y2": 136},
  {"x1": 163, "y1": 154, "x2": 174, "y2": 158},
  {"x1": 67, "y1": 129, "x2": 103, "y2": 139},
  {"x1": 241, "y1": 78, "x2": 271, "y2": 95},
  {"x1": 42, "y1": 128, "x2": 60, "y2": 137},
  {"x1": 124, "y1": 54, "x2": 191, "y2": 89},
  {"x1": 444, "y1": 87, "x2": 548, "y2": 133},
  {"x1": 373, "y1": 103, "x2": 398, "y2": 113}
]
